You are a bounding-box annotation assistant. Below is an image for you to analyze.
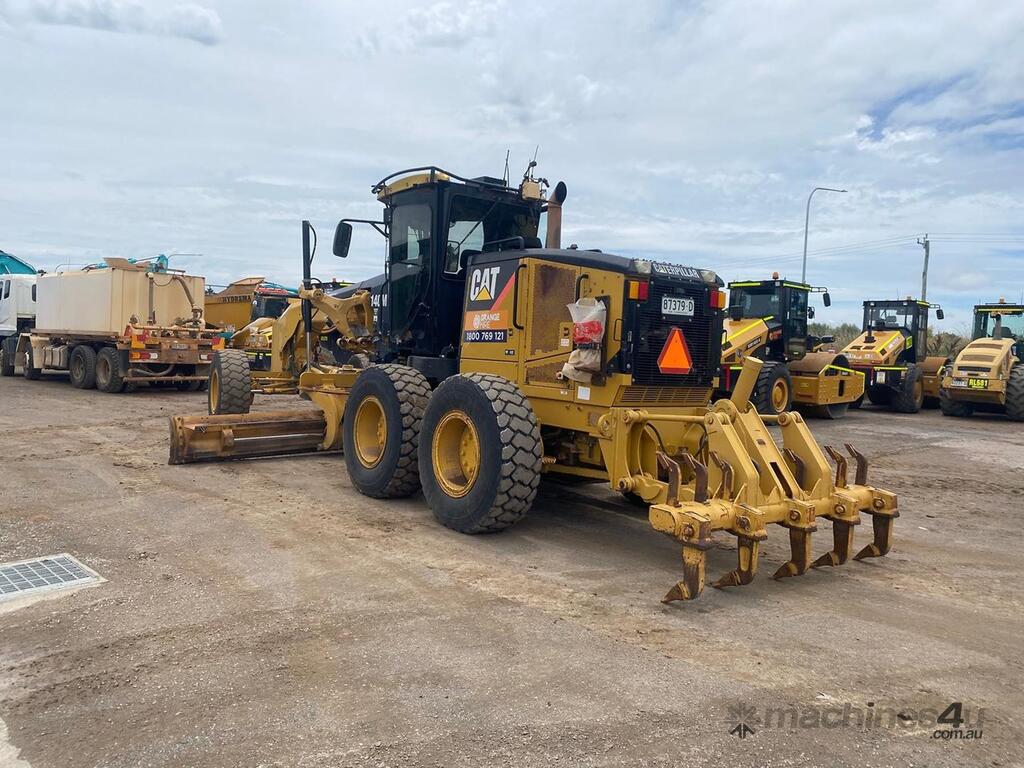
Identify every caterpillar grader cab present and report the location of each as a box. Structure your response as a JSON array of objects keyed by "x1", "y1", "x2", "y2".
[
  {"x1": 169, "y1": 166, "x2": 898, "y2": 603},
  {"x1": 940, "y1": 299, "x2": 1024, "y2": 420},
  {"x1": 719, "y1": 275, "x2": 863, "y2": 418},
  {"x1": 841, "y1": 299, "x2": 947, "y2": 413}
]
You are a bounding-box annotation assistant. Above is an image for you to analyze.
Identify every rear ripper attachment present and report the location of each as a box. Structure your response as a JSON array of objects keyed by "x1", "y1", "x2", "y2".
[{"x1": 640, "y1": 359, "x2": 898, "y2": 602}]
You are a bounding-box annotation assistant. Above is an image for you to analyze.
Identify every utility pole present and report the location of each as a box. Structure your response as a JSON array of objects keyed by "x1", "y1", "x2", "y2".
[{"x1": 917, "y1": 234, "x2": 930, "y2": 301}]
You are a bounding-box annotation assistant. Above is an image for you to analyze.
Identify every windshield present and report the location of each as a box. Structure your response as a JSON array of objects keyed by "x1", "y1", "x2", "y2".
[
  {"x1": 974, "y1": 309, "x2": 1024, "y2": 341},
  {"x1": 730, "y1": 287, "x2": 781, "y2": 319},
  {"x1": 444, "y1": 195, "x2": 540, "y2": 274},
  {"x1": 865, "y1": 305, "x2": 913, "y2": 332}
]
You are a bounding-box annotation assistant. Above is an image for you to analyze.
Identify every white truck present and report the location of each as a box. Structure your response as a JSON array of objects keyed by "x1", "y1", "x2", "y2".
[{"x1": 0, "y1": 258, "x2": 225, "y2": 392}]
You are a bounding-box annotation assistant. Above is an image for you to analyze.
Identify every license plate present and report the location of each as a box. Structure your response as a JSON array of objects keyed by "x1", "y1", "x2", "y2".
[
  {"x1": 968, "y1": 378, "x2": 989, "y2": 389},
  {"x1": 661, "y1": 296, "x2": 695, "y2": 317},
  {"x1": 171, "y1": 343, "x2": 189, "y2": 350},
  {"x1": 951, "y1": 379, "x2": 968, "y2": 388}
]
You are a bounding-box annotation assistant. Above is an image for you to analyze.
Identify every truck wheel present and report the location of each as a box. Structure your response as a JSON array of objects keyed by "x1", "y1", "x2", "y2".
[
  {"x1": 891, "y1": 364, "x2": 924, "y2": 413},
  {"x1": 208, "y1": 350, "x2": 254, "y2": 415},
  {"x1": 867, "y1": 385, "x2": 891, "y2": 407},
  {"x1": 96, "y1": 347, "x2": 126, "y2": 393},
  {"x1": 420, "y1": 373, "x2": 542, "y2": 533},
  {"x1": 0, "y1": 337, "x2": 16, "y2": 377},
  {"x1": 1005, "y1": 365, "x2": 1024, "y2": 422},
  {"x1": 23, "y1": 345, "x2": 41, "y2": 380},
  {"x1": 752, "y1": 362, "x2": 792, "y2": 415},
  {"x1": 939, "y1": 387, "x2": 973, "y2": 417},
  {"x1": 69, "y1": 345, "x2": 98, "y2": 389},
  {"x1": 343, "y1": 364, "x2": 430, "y2": 499}
]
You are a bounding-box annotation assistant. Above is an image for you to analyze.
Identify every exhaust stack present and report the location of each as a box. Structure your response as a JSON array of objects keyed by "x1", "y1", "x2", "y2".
[{"x1": 545, "y1": 181, "x2": 567, "y2": 249}]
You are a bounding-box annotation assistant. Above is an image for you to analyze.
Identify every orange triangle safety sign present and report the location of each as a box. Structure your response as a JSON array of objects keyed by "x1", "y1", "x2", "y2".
[{"x1": 657, "y1": 327, "x2": 693, "y2": 375}]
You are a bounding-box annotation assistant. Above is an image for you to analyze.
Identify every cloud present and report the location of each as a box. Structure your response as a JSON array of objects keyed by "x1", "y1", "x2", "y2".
[
  {"x1": 357, "y1": 0, "x2": 500, "y2": 54},
  {"x1": 0, "y1": 0, "x2": 223, "y2": 45}
]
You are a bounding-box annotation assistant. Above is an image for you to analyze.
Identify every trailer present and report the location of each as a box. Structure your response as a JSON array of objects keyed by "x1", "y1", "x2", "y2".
[{"x1": 2, "y1": 258, "x2": 224, "y2": 392}]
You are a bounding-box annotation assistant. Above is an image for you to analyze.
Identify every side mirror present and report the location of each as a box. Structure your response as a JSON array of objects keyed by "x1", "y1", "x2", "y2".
[
  {"x1": 333, "y1": 222, "x2": 353, "y2": 258},
  {"x1": 807, "y1": 306, "x2": 816, "y2": 319},
  {"x1": 823, "y1": 292, "x2": 832, "y2": 307},
  {"x1": 728, "y1": 305, "x2": 743, "y2": 322},
  {"x1": 936, "y1": 308, "x2": 945, "y2": 320}
]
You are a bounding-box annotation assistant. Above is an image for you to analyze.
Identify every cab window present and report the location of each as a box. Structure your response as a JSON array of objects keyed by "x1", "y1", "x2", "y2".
[
  {"x1": 2, "y1": 280, "x2": 9, "y2": 299},
  {"x1": 389, "y1": 203, "x2": 433, "y2": 336},
  {"x1": 444, "y1": 195, "x2": 540, "y2": 275},
  {"x1": 731, "y1": 288, "x2": 780, "y2": 318}
]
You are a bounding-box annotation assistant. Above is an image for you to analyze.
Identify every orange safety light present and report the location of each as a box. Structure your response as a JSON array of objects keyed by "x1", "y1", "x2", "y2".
[{"x1": 657, "y1": 327, "x2": 693, "y2": 375}]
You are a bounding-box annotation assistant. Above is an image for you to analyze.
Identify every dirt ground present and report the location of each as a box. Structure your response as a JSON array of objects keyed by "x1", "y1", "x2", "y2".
[{"x1": 1, "y1": 373, "x2": 1021, "y2": 767}]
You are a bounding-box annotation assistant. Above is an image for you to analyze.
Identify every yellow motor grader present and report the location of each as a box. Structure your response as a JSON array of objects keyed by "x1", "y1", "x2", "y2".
[
  {"x1": 206, "y1": 276, "x2": 374, "y2": 415},
  {"x1": 841, "y1": 299, "x2": 947, "y2": 413},
  {"x1": 169, "y1": 167, "x2": 898, "y2": 603},
  {"x1": 719, "y1": 275, "x2": 863, "y2": 418},
  {"x1": 940, "y1": 299, "x2": 1024, "y2": 420}
]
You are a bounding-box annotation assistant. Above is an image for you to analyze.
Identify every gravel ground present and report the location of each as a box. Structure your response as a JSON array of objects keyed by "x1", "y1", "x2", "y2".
[{"x1": 1, "y1": 373, "x2": 1021, "y2": 767}]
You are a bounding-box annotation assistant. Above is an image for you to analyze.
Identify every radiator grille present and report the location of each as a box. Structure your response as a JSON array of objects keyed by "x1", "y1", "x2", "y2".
[
  {"x1": 630, "y1": 279, "x2": 718, "y2": 387},
  {"x1": 615, "y1": 386, "x2": 711, "y2": 406}
]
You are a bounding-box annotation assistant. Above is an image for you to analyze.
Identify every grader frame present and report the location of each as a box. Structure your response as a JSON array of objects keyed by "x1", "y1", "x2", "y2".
[{"x1": 170, "y1": 167, "x2": 898, "y2": 603}]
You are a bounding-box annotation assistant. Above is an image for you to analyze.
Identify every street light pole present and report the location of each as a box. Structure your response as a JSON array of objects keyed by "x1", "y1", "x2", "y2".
[{"x1": 802, "y1": 186, "x2": 846, "y2": 283}]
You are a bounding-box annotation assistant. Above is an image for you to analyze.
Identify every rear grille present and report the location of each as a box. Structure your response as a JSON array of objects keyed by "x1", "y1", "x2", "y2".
[
  {"x1": 616, "y1": 386, "x2": 711, "y2": 406},
  {"x1": 629, "y1": 279, "x2": 718, "y2": 388}
]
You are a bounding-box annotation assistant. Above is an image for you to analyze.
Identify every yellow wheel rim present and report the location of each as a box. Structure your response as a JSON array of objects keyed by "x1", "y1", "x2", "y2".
[
  {"x1": 432, "y1": 410, "x2": 480, "y2": 498},
  {"x1": 771, "y1": 378, "x2": 790, "y2": 413},
  {"x1": 353, "y1": 395, "x2": 387, "y2": 468},
  {"x1": 209, "y1": 369, "x2": 220, "y2": 412}
]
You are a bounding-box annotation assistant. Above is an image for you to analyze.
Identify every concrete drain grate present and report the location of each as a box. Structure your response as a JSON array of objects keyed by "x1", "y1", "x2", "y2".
[{"x1": 0, "y1": 554, "x2": 101, "y2": 601}]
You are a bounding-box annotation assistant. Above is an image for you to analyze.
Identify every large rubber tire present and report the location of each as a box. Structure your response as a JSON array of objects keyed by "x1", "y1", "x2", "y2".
[
  {"x1": 867, "y1": 385, "x2": 891, "y2": 407},
  {"x1": 208, "y1": 350, "x2": 254, "y2": 415},
  {"x1": 1005, "y1": 365, "x2": 1024, "y2": 422},
  {"x1": 23, "y1": 345, "x2": 41, "y2": 380},
  {"x1": 849, "y1": 392, "x2": 864, "y2": 409},
  {"x1": 891, "y1": 364, "x2": 924, "y2": 413},
  {"x1": 69, "y1": 345, "x2": 97, "y2": 389},
  {"x1": 420, "y1": 373, "x2": 542, "y2": 533},
  {"x1": 751, "y1": 362, "x2": 793, "y2": 415},
  {"x1": 343, "y1": 364, "x2": 430, "y2": 499},
  {"x1": 939, "y1": 387, "x2": 973, "y2": 418},
  {"x1": 0, "y1": 336, "x2": 16, "y2": 377},
  {"x1": 95, "y1": 347, "x2": 126, "y2": 393}
]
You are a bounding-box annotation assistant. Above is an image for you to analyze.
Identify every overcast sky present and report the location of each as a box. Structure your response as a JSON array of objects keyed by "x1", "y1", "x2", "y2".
[{"x1": 2, "y1": 0, "x2": 1023, "y2": 327}]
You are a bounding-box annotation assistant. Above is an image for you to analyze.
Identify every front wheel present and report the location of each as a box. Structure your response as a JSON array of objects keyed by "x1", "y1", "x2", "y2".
[
  {"x1": 752, "y1": 362, "x2": 793, "y2": 415},
  {"x1": 0, "y1": 336, "x2": 17, "y2": 377},
  {"x1": 419, "y1": 374, "x2": 542, "y2": 534},
  {"x1": 208, "y1": 350, "x2": 253, "y2": 414}
]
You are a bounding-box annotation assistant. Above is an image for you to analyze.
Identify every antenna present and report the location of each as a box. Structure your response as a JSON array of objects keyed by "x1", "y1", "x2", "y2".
[{"x1": 502, "y1": 149, "x2": 510, "y2": 185}]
